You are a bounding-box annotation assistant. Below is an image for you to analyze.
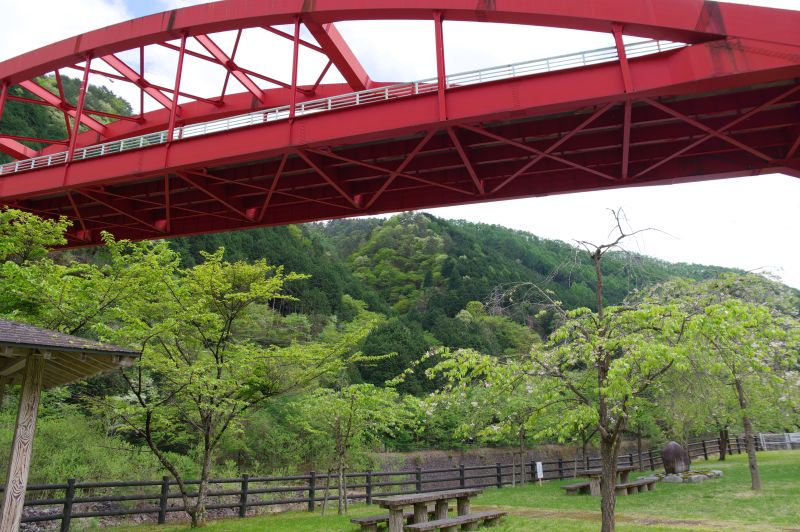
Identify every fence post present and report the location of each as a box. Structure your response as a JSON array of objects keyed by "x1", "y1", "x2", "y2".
[
  {"x1": 585, "y1": 455, "x2": 590, "y2": 470},
  {"x1": 496, "y1": 463, "x2": 502, "y2": 488},
  {"x1": 628, "y1": 453, "x2": 634, "y2": 468},
  {"x1": 238, "y1": 474, "x2": 249, "y2": 518},
  {"x1": 60, "y1": 478, "x2": 76, "y2": 532},
  {"x1": 415, "y1": 467, "x2": 423, "y2": 493},
  {"x1": 558, "y1": 458, "x2": 564, "y2": 480},
  {"x1": 307, "y1": 471, "x2": 316, "y2": 513},
  {"x1": 365, "y1": 471, "x2": 373, "y2": 505},
  {"x1": 530, "y1": 461, "x2": 536, "y2": 482},
  {"x1": 648, "y1": 450, "x2": 654, "y2": 470},
  {"x1": 736, "y1": 437, "x2": 742, "y2": 454},
  {"x1": 459, "y1": 464, "x2": 465, "y2": 488},
  {"x1": 702, "y1": 440, "x2": 708, "y2": 460},
  {"x1": 158, "y1": 475, "x2": 170, "y2": 524}
]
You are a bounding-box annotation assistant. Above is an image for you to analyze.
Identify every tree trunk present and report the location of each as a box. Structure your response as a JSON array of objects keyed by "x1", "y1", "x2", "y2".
[
  {"x1": 599, "y1": 436, "x2": 617, "y2": 532},
  {"x1": 511, "y1": 453, "x2": 516, "y2": 487},
  {"x1": 719, "y1": 427, "x2": 728, "y2": 461},
  {"x1": 191, "y1": 444, "x2": 213, "y2": 527},
  {"x1": 337, "y1": 458, "x2": 345, "y2": 515},
  {"x1": 742, "y1": 414, "x2": 761, "y2": 490},
  {"x1": 734, "y1": 379, "x2": 761, "y2": 490},
  {"x1": 636, "y1": 428, "x2": 643, "y2": 471},
  {"x1": 321, "y1": 469, "x2": 332, "y2": 516}
]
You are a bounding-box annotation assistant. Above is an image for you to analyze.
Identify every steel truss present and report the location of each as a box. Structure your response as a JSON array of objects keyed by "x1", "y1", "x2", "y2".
[{"x1": 0, "y1": 0, "x2": 798, "y2": 245}]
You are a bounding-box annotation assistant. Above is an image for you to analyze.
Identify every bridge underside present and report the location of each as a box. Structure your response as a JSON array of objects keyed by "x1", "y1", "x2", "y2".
[
  {"x1": 5, "y1": 82, "x2": 800, "y2": 245},
  {"x1": 0, "y1": 1, "x2": 798, "y2": 245}
]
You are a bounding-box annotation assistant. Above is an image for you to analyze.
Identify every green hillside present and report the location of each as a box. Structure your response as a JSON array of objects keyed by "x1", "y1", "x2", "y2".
[{"x1": 168, "y1": 213, "x2": 741, "y2": 392}]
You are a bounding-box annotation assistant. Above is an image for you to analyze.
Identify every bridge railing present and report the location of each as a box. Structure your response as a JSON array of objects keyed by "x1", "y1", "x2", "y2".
[{"x1": 0, "y1": 39, "x2": 685, "y2": 178}]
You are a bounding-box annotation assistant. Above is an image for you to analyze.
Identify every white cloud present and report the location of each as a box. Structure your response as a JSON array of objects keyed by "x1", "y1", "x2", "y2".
[{"x1": 0, "y1": 0, "x2": 133, "y2": 62}]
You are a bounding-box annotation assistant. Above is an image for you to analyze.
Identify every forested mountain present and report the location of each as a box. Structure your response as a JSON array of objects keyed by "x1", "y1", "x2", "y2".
[{"x1": 168, "y1": 212, "x2": 740, "y2": 392}]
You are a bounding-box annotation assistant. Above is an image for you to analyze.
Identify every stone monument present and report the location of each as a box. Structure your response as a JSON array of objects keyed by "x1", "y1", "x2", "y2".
[{"x1": 661, "y1": 441, "x2": 689, "y2": 474}]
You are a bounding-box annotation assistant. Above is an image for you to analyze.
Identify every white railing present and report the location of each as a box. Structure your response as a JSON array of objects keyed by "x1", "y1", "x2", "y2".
[
  {"x1": 0, "y1": 39, "x2": 685, "y2": 177},
  {"x1": 758, "y1": 432, "x2": 800, "y2": 451}
]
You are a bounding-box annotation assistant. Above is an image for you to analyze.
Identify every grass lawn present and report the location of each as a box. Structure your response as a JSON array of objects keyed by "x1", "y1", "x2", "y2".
[{"x1": 104, "y1": 451, "x2": 800, "y2": 531}]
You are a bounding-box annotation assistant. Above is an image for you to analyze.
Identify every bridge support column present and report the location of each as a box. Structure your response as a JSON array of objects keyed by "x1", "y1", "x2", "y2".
[
  {"x1": 0, "y1": 83, "x2": 7, "y2": 122},
  {"x1": 434, "y1": 12, "x2": 447, "y2": 121},
  {"x1": 167, "y1": 34, "x2": 187, "y2": 143},
  {"x1": 66, "y1": 57, "x2": 92, "y2": 163}
]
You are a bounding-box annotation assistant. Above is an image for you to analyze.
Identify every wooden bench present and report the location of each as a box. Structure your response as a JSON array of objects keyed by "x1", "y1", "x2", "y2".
[
  {"x1": 615, "y1": 478, "x2": 657, "y2": 496},
  {"x1": 561, "y1": 481, "x2": 591, "y2": 495},
  {"x1": 403, "y1": 510, "x2": 507, "y2": 531},
  {"x1": 351, "y1": 505, "x2": 453, "y2": 531}
]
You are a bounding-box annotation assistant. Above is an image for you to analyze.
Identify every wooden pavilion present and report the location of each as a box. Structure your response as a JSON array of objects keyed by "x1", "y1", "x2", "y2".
[{"x1": 0, "y1": 319, "x2": 138, "y2": 531}]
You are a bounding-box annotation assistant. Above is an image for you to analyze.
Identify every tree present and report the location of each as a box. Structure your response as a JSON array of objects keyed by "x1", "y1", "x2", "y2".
[
  {"x1": 294, "y1": 384, "x2": 413, "y2": 514},
  {"x1": 652, "y1": 274, "x2": 799, "y2": 490},
  {"x1": 522, "y1": 211, "x2": 688, "y2": 532},
  {"x1": 101, "y1": 249, "x2": 376, "y2": 527},
  {"x1": 0, "y1": 207, "x2": 69, "y2": 265}
]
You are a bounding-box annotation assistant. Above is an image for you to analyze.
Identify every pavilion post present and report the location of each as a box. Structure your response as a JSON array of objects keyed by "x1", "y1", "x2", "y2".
[
  {"x1": 0, "y1": 354, "x2": 45, "y2": 532},
  {"x1": 0, "y1": 377, "x2": 6, "y2": 409}
]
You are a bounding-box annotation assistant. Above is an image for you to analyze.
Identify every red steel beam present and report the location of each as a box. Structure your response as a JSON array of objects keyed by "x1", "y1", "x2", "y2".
[
  {"x1": 54, "y1": 71, "x2": 73, "y2": 139},
  {"x1": 257, "y1": 153, "x2": 288, "y2": 222},
  {"x1": 101, "y1": 53, "x2": 174, "y2": 110},
  {"x1": 195, "y1": 34, "x2": 265, "y2": 103},
  {"x1": 167, "y1": 34, "x2": 187, "y2": 143},
  {"x1": 19, "y1": 79, "x2": 106, "y2": 136},
  {"x1": 304, "y1": 21, "x2": 370, "y2": 91},
  {"x1": 218, "y1": 30, "x2": 243, "y2": 100},
  {"x1": 644, "y1": 97, "x2": 773, "y2": 162},
  {"x1": 434, "y1": 12, "x2": 447, "y2": 121},
  {"x1": 74, "y1": 189, "x2": 161, "y2": 233},
  {"x1": 66, "y1": 58, "x2": 94, "y2": 162},
  {"x1": 0, "y1": 83, "x2": 7, "y2": 121},
  {"x1": 176, "y1": 172, "x2": 254, "y2": 221},
  {"x1": 0, "y1": 138, "x2": 37, "y2": 159},
  {"x1": 7, "y1": 0, "x2": 782, "y2": 88},
  {"x1": 636, "y1": 86, "x2": 800, "y2": 178},
  {"x1": 295, "y1": 149, "x2": 359, "y2": 208},
  {"x1": 305, "y1": 143, "x2": 475, "y2": 197},
  {"x1": 621, "y1": 101, "x2": 632, "y2": 179},
  {"x1": 262, "y1": 26, "x2": 324, "y2": 53},
  {"x1": 289, "y1": 17, "x2": 300, "y2": 122},
  {"x1": 4, "y1": 35, "x2": 799, "y2": 200},
  {"x1": 364, "y1": 130, "x2": 435, "y2": 209},
  {"x1": 447, "y1": 127, "x2": 483, "y2": 194},
  {"x1": 489, "y1": 103, "x2": 614, "y2": 194}
]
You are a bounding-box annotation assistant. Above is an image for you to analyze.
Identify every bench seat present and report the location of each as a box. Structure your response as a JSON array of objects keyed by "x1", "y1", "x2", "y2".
[
  {"x1": 615, "y1": 478, "x2": 657, "y2": 495},
  {"x1": 403, "y1": 510, "x2": 507, "y2": 531},
  {"x1": 561, "y1": 481, "x2": 591, "y2": 495},
  {"x1": 351, "y1": 505, "x2": 452, "y2": 531}
]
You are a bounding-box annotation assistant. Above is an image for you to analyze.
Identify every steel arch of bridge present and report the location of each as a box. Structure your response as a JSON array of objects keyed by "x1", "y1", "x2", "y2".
[{"x1": 0, "y1": 0, "x2": 799, "y2": 245}]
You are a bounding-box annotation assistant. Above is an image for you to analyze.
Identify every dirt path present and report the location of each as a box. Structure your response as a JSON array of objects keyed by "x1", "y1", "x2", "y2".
[{"x1": 476, "y1": 505, "x2": 800, "y2": 531}]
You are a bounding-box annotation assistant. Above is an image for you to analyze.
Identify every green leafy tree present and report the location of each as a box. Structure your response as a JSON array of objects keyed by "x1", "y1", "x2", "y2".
[
  {"x1": 522, "y1": 212, "x2": 689, "y2": 532},
  {"x1": 99, "y1": 249, "x2": 378, "y2": 527},
  {"x1": 293, "y1": 384, "x2": 414, "y2": 514},
  {"x1": 646, "y1": 274, "x2": 800, "y2": 490}
]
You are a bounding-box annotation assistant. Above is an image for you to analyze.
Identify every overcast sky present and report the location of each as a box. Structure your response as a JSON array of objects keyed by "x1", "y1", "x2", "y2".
[{"x1": 1, "y1": 0, "x2": 798, "y2": 287}]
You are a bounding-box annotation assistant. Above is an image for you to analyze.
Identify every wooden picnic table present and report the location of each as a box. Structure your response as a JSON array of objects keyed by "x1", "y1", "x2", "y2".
[
  {"x1": 372, "y1": 488, "x2": 483, "y2": 532},
  {"x1": 576, "y1": 465, "x2": 637, "y2": 496}
]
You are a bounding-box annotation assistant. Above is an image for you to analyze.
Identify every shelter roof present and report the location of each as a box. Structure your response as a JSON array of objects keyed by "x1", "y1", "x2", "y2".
[{"x1": 0, "y1": 319, "x2": 138, "y2": 389}]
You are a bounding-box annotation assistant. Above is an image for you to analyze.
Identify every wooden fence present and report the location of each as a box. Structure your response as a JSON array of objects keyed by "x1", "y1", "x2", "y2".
[{"x1": 5, "y1": 434, "x2": 758, "y2": 530}]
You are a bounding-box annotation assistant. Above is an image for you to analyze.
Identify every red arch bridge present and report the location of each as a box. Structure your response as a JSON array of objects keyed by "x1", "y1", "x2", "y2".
[{"x1": 0, "y1": 0, "x2": 799, "y2": 245}]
